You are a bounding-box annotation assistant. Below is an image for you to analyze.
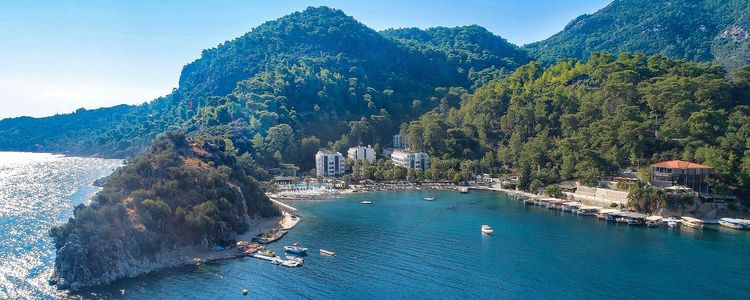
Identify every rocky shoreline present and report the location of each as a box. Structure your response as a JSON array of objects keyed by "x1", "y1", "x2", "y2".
[{"x1": 51, "y1": 215, "x2": 288, "y2": 292}]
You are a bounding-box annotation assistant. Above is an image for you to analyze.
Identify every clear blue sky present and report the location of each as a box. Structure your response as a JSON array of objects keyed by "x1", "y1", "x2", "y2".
[{"x1": 0, "y1": 0, "x2": 611, "y2": 119}]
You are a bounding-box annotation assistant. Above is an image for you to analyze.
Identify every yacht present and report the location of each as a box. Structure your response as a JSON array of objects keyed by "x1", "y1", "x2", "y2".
[
  {"x1": 646, "y1": 216, "x2": 663, "y2": 227},
  {"x1": 360, "y1": 200, "x2": 373, "y2": 204},
  {"x1": 681, "y1": 216, "x2": 704, "y2": 229},
  {"x1": 719, "y1": 218, "x2": 747, "y2": 230},
  {"x1": 284, "y1": 244, "x2": 308, "y2": 255},
  {"x1": 282, "y1": 256, "x2": 304, "y2": 267},
  {"x1": 481, "y1": 224, "x2": 494, "y2": 235},
  {"x1": 576, "y1": 206, "x2": 599, "y2": 216}
]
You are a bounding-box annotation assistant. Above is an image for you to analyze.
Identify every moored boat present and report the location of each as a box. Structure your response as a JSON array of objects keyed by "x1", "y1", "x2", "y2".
[
  {"x1": 459, "y1": 187, "x2": 469, "y2": 194},
  {"x1": 481, "y1": 224, "x2": 494, "y2": 235},
  {"x1": 719, "y1": 218, "x2": 748, "y2": 230},
  {"x1": 576, "y1": 206, "x2": 599, "y2": 216},
  {"x1": 646, "y1": 216, "x2": 663, "y2": 227},
  {"x1": 561, "y1": 202, "x2": 581, "y2": 212},
  {"x1": 681, "y1": 217, "x2": 704, "y2": 229}
]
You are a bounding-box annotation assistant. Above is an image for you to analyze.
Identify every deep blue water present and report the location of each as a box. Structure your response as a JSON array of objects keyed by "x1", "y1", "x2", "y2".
[
  {"x1": 2, "y1": 152, "x2": 748, "y2": 299},
  {"x1": 84, "y1": 190, "x2": 750, "y2": 299}
]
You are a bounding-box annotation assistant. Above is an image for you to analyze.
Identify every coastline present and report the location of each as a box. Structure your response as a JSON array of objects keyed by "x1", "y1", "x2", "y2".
[
  {"x1": 268, "y1": 181, "x2": 461, "y2": 200},
  {"x1": 57, "y1": 209, "x2": 301, "y2": 292}
]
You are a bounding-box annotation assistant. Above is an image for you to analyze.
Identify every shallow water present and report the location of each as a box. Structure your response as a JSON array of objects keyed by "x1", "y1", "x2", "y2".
[
  {"x1": 2, "y1": 153, "x2": 749, "y2": 299},
  {"x1": 0, "y1": 152, "x2": 122, "y2": 299}
]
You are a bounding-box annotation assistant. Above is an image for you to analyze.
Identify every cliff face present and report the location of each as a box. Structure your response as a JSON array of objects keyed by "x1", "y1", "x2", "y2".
[{"x1": 50, "y1": 132, "x2": 279, "y2": 290}]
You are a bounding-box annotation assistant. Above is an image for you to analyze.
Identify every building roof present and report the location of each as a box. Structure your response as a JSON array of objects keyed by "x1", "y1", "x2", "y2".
[{"x1": 650, "y1": 160, "x2": 711, "y2": 169}]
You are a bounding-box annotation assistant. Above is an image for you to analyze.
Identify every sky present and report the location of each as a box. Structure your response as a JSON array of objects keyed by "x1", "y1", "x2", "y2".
[{"x1": 0, "y1": 0, "x2": 611, "y2": 119}]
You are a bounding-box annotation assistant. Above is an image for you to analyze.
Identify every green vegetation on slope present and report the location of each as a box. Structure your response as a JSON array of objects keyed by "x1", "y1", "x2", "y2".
[
  {"x1": 401, "y1": 53, "x2": 750, "y2": 204},
  {"x1": 526, "y1": 0, "x2": 750, "y2": 71},
  {"x1": 0, "y1": 7, "x2": 529, "y2": 160},
  {"x1": 50, "y1": 131, "x2": 278, "y2": 289}
]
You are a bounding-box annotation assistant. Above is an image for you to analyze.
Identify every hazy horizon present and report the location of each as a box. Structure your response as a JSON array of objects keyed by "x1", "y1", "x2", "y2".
[{"x1": 0, "y1": 0, "x2": 611, "y2": 119}]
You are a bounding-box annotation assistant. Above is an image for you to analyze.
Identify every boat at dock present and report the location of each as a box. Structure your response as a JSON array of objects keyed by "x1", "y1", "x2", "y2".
[
  {"x1": 481, "y1": 224, "x2": 494, "y2": 235},
  {"x1": 320, "y1": 249, "x2": 336, "y2": 256},
  {"x1": 596, "y1": 209, "x2": 617, "y2": 220},
  {"x1": 255, "y1": 228, "x2": 288, "y2": 244},
  {"x1": 719, "y1": 218, "x2": 748, "y2": 230},
  {"x1": 681, "y1": 217, "x2": 705, "y2": 229},
  {"x1": 282, "y1": 256, "x2": 304, "y2": 267},
  {"x1": 575, "y1": 206, "x2": 599, "y2": 216},
  {"x1": 646, "y1": 216, "x2": 663, "y2": 227},
  {"x1": 458, "y1": 187, "x2": 469, "y2": 194},
  {"x1": 561, "y1": 202, "x2": 581, "y2": 212}
]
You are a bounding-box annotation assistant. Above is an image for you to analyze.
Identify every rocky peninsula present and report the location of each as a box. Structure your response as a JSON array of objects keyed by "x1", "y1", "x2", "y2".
[{"x1": 49, "y1": 132, "x2": 280, "y2": 291}]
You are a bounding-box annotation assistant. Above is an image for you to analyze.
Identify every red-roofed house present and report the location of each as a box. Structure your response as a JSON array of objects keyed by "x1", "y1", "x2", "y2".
[{"x1": 650, "y1": 160, "x2": 711, "y2": 192}]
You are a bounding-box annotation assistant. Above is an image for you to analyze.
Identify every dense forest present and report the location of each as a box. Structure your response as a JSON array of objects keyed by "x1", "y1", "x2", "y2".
[
  {"x1": 50, "y1": 132, "x2": 278, "y2": 290},
  {"x1": 526, "y1": 0, "x2": 750, "y2": 71},
  {"x1": 0, "y1": 7, "x2": 528, "y2": 162},
  {"x1": 401, "y1": 53, "x2": 750, "y2": 204}
]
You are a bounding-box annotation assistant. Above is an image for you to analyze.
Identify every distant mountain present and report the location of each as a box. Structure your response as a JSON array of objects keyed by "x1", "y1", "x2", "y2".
[
  {"x1": 0, "y1": 7, "x2": 528, "y2": 160},
  {"x1": 526, "y1": 0, "x2": 750, "y2": 70}
]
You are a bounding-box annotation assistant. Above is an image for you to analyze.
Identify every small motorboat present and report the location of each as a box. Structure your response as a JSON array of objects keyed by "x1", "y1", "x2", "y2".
[
  {"x1": 283, "y1": 256, "x2": 304, "y2": 267},
  {"x1": 271, "y1": 257, "x2": 283, "y2": 265},
  {"x1": 481, "y1": 224, "x2": 494, "y2": 235},
  {"x1": 256, "y1": 249, "x2": 276, "y2": 258},
  {"x1": 423, "y1": 197, "x2": 435, "y2": 201},
  {"x1": 360, "y1": 200, "x2": 373, "y2": 204},
  {"x1": 284, "y1": 244, "x2": 308, "y2": 255},
  {"x1": 242, "y1": 288, "x2": 248, "y2": 296},
  {"x1": 320, "y1": 248, "x2": 336, "y2": 256}
]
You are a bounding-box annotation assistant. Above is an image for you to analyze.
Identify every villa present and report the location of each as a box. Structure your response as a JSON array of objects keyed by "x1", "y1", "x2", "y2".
[{"x1": 650, "y1": 160, "x2": 711, "y2": 193}]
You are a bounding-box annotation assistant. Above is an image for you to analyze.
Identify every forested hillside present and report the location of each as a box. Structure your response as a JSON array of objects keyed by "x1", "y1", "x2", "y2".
[
  {"x1": 526, "y1": 0, "x2": 750, "y2": 71},
  {"x1": 0, "y1": 7, "x2": 528, "y2": 161},
  {"x1": 401, "y1": 53, "x2": 750, "y2": 203},
  {"x1": 50, "y1": 131, "x2": 278, "y2": 290}
]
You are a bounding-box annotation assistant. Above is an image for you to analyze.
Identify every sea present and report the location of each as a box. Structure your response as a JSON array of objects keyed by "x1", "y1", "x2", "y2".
[{"x1": 1, "y1": 152, "x2": 749, "y2": 299}]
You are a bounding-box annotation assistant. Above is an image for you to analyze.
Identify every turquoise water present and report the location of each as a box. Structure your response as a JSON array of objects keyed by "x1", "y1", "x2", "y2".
[
  {"x1": 2, "y1": 153, "x2": 749, "y2": 299},
  {"x1": 87, "y1": 190, "x2": 749, "y2": 299}
]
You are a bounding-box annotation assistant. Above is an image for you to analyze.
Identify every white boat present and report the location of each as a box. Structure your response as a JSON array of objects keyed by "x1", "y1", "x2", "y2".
[
  {"x1": 320, "y1": 248, "x2": 336, "y2": 256},
  {"x1": 576, "y1": 206, "x2": 599, "y2": 216},
  {"x1": 282, "y1": 256, "x2": 304, "y2": 267},
  {"x1": 423, "y1": 197, "x2": 435, "y2": 201},
  {"x1": 459, "y1": 187, "x2": 469, "y2": 194},
  {"x1": 561, "y1": 202, "x2": 581, "y2": 212},
  {"x1": 719, "y1": 218, "x2": 747, "y2": 230},
  {"x1": 681, "y1": 217, "x2": 704, "y2": 229},
  {"x1": 284, "y1": 245, "x2": 308, "y2": 254},
  {"x1": 646, "y1": 216, "x2": 662, "y2": 227},
  {"x1": 481, "y1": 224, "x2": 494, "y2": 235},
  {"x1": 360, "y1": 200, "x2": 373, "y2": 204},
  {"x1": 667, "y1": 221, "x2": 679, "y2": 228}
]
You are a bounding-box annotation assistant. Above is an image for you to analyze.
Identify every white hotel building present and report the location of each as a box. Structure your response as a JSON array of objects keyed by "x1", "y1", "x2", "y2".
[
  {"x1": 315, "y1": 150, "x2": 345, "y2": 177},
  {"x1": 347, "y1": 145, "x2": 376, "y2": 163},
  {"x1": 390, "y1": 149, "x2": 429, "y2": 171}
]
